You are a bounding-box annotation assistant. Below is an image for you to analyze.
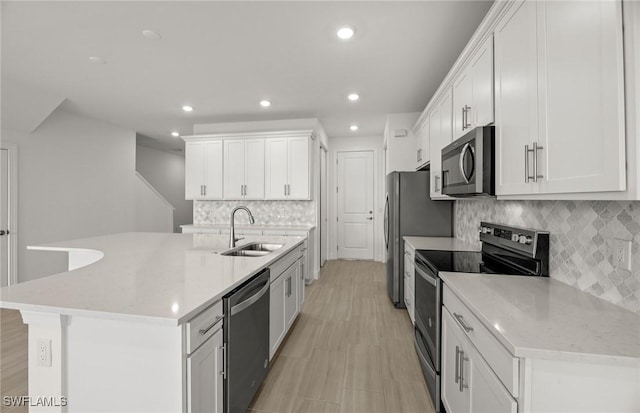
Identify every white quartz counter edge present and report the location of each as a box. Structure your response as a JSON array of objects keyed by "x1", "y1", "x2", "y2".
[
  {"x1": 182, "y1": 224, "x2": 315, "y2": 231},
  {"x1": 440, "y1": 272, "x2": 640, "y2": 367},
  {"x1": 403, "y1": 236, "x2": 480, "y2": 252},
  {"x1": 1, "y1": 233, "x2": 304, "y2": 326}
]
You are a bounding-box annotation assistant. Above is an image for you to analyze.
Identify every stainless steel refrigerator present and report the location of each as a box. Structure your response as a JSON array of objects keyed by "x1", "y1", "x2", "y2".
[{"x1": 384, "y1": 171, "x2": 453, "y2": 307}]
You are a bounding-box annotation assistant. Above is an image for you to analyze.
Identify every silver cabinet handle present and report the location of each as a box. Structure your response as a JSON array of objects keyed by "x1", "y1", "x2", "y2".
[
  {"x1": 435, "y1": 175, "x2": 440, "y2": 192},
  {"x1": 461, "y1": 106, "x2": 466, "y2": 131},
  {"x1": 533, "y1": 142, "x2": 543, "y2": 182},
  {"x1": 455, "y1": 346, "x2": 461, "y2": 384},
  {"x1": 244, "y1": 184, "x2": 247, "y2": 196},
  {"x1": 284, "y1": 184, "x2": 287, "y2": 196},
  {"x1": 453, "y1": 313, "x2": 474, "y2": 332},
  {"x1": 219, "y1": 344, "x2": 226, "y2": 378},
  {"x1": 203, "y1": 185, "x2": 206, "y2": 196},
  {"x1": 459, "y1": 350, "x2": 469, "y2": 392},
  {"x1": 199, "y1": 315, "x2": 224, "y2": 335},
  {"x1": 525, "y1": 142, "x2": 544, "y2": 183},
  {"x1": 200, "y1": 185, "x2": 204, "y2": 196},
  {"x1": 464, "y1": 105, "x2": 472, "y2": 129}
]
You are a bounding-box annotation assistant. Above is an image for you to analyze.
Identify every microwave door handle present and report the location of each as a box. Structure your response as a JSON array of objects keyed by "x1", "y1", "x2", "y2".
[{"x1": 459, "y1": 143, "x2": 472, "y2": 184}]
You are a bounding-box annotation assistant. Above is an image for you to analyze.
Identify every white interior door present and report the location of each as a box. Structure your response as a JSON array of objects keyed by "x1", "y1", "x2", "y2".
[
  {"x1": 1, "y1": 148, "x2": 8, "y2": 287},
  {"x1": 337, "y1": 151, "x2": 374, "y2": 260}
]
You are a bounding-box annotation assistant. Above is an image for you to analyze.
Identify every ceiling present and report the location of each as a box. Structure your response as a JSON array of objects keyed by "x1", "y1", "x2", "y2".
[{"x1": 1, "y1": 1, "x2": 493, "y2": 151}]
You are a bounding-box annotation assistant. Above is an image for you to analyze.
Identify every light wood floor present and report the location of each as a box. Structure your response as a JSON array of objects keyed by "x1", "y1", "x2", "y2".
[
  {"x1": 0, "y1": 309, "x2": 28, "y2": 413},
  {"x1": 249, "y1": 260, "x2": 434, "y2": 413}
]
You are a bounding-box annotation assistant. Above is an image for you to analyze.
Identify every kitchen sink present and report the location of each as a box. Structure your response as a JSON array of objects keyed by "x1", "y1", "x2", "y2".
[{"x1": 222, "y1": 242, "x2": 284, "y2": 257}]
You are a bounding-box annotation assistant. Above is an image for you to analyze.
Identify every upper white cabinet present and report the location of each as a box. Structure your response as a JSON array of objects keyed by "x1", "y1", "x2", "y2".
[
  {"x1": 223, "y1": 138, "x2": 265, "y2": 200},
  {"x1": 185, "y1": 141, "x2": 223, "y2": 200},
  {"x1": 429, "y1": 88, "x2": 454, "y2": 200},
  {"x1": 415, "y1": 119, "x2": 429, "y2": 170},
  {"x1": 495, "y1": 0, "x2": 626, "y2": 196},
  {"x1": 452, "y1": 35, "x2": 494, "y2": 140},
  {"x1": 184, "y1": 130, "x2": 314, "y2": 201},
  {"x1": 265, "y1": 136, "x2": 311, "y2": 200}
]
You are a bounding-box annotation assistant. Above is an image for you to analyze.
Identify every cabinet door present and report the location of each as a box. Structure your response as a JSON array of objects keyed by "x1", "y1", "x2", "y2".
[
  {"x1": 223, "y1": 139, "x2": 245, "y2": 200},
  {"x1": 470, "y1": 35, "x2": 494, "y2": 127},
  {"x1": 494, "y1": 0, "x2": 539, "y2": 195},
  {"x1": 265, "y1": 138, "x2": 289, "y2": 200},
  {"x1": 185, "y1": 142, "x2": 206, "y2": 200},
  {"x1": 244, "y1": 139, "x2": 265, "y2": 199},
  {"x1": 298, "y1": 258, "x2": 305, "y2": 310},
  {"x1": 415, "y1": 127, "x2": 423, "y2": 168},
  {"x1": 452, "y1": 68, "x2": 472, "y2": 140},
  {"x1": 284, "y1": 265, "x2": 299, "y2": 329},
  {"x1": 269, "y1": 274, "x2": 286, "y2": 359},
  {"x1": 420, "y1": 119, "x2": 430, "y2": 167},
  {"x1": 468, "y1": 344, "x2": 517, "y2": 413},
  {"x1": 429, "y1": 104, "x2": 443, "y2": 199},
  {"x1": 288, "y1": 137, "x2": 310, "y2": 200},
  {"x1": 536, "y1": 0, "x2": 625, "y2": 194},
  {"x1": 187, "y1": 327, "x2": 223, "y2": 413},
  {"x1": 442, "y1": 309, "x2": 469, "y2": 413}
]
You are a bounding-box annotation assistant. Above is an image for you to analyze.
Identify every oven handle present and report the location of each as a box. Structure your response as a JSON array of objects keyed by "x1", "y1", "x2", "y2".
[
  {"x1": 415, "y1": 264, "x2": 437, "y2": 287},
  {"x1": 414, "y1": 332, "x2": 437, "y2": 378}
]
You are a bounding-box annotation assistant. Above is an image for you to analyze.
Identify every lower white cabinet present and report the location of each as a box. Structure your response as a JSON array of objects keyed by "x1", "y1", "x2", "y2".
[
  {"x1": 442, "y1": 309, "x2": 516, "y2": 413},
  {"x1": 268, "y1": 246, "x2": 304, "y2": 359},
  {"x1": 403, "y1": 243, "x2": 415, "y2": 324},
  {"x1": 186, "y1": 320, "x2": 224, "y2": 413}
]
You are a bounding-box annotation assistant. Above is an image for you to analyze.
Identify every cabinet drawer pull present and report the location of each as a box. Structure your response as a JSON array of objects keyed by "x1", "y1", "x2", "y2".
[
  {"x1": 435, "y1": 175, "x2": 440, "y2": 192},
  {"x1": 459, "y1": 350, "x2": 469, "y2": 392},
  {"x1": 463, "y1": 105, "x2": 472, "y2": 129},
  {"x1": 453, "y1": 313, "x2": 474, "y2": 332},
  {"x1": 198, "y1": 315, "x2": 223, "y2": 335},
  {"x1": 220, "y1": 343, "x2": 227, "y2": 378}
]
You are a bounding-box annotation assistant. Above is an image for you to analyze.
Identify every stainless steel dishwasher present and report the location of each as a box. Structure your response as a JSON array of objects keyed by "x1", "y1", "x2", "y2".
[{"x1": 223, "y1": 268, "x2": 270, "y2": 413}]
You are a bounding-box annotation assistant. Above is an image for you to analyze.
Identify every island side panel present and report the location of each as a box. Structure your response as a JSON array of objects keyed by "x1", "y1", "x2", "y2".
[{"x1": 65, "y1": 316, "x2": 183, "y2": 412}]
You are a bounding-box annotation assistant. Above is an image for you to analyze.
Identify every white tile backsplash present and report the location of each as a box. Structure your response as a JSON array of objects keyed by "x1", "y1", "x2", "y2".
[
  {"x1": 455, "y1": 199, "x2": 640, "y2": 314},
  {"x1": 194, "y1": 200, "x2": 316, "y2": 226}
]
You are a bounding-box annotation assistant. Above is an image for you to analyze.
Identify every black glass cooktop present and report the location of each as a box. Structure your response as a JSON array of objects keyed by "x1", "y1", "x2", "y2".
[{"x1": 416, "y1": 250, "x2": 486, "y2": 274}]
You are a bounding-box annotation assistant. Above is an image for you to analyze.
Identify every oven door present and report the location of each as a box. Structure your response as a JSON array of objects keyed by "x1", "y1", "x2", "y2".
[{"x1": 414, "y1": 257, "x2": 441, "y2": 372}]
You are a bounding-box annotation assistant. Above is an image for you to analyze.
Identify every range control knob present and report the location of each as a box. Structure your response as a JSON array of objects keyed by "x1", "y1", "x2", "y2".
[
  {"x1": 479, "y1": 226, "x2": 493, "y2": 235},
  {"x1": 519, "y1": 236, "x2": 533, "y2": 245},
  {"x1": 511, "y1": 234, "x2": 520, "y2": 242}
]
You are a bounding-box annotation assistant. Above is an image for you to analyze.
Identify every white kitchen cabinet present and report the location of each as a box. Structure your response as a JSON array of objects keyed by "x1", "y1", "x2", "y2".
[
  {"x1": 403, "y1": 243, "x2": 415, "y2": 324},
  {"x1": 185, "y1": 141, "x2": 223, "y2": 200},
  {"x1": 186, "y1": 316, "x2": 224, "y2": 413},
  {"x1": 265, "y1": 136, "x2": 311, "y2": 200},
  {"x1": 442, "y1": 309, "x2": 516, "y2": 413},
  {"x1": 452, "y1": 35, "x2": 494, "y2": 140},
  {"x1": 283, "y1": 262, "x2": 299, "y2": 330},
  {"x1": 415, "y1": 119, "x2": 430, "y2": 170},
  {"x1": 495, "y1": 0, "x2": 626, "y2": 196},
  {"x1": 429, "y1": 88, "x2": 453, "y2": 200},
  {"x1": 269, "y1": 268, "x2": 286, "y2": 359},
  {"x1": 223, "y1": 138, "x2": 265, "y2": 200}
]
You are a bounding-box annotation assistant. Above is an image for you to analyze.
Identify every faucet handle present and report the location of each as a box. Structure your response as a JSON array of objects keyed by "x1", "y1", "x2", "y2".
[{"x1": 234, "y1": 236, "x2": 244, "y2": 242}]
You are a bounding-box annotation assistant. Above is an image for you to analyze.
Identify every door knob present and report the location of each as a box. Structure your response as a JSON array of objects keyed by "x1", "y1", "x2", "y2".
[
  {"x1": 0, "y1": 230, "x2": 6, "y2": 236},
  {"x1": 367, "y1": 217, "x2": 373, "y2": 220}
]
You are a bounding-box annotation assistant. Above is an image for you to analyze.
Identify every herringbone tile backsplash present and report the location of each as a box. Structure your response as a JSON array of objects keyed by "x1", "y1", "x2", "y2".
[{"x1": 455, "y1": 199, "x2": 640, "y2": 314}]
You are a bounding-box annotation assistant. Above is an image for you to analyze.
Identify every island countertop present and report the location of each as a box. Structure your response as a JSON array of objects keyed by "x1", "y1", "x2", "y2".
[
  {"x1": 0, "y1": 232, "x2": 304, "y2": 326},
  {"x1": 441, "y1": 272, "x2": 640, "y2": 366}
]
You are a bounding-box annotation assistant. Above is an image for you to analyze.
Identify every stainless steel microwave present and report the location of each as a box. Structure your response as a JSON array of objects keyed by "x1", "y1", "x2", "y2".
[{"x1": 441, "y1": 126, "x2": 495, "y2": 197}]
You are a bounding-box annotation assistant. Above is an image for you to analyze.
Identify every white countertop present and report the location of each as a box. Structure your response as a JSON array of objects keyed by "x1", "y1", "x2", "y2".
[
  {"x1": 182, "y1": 224, "x2": 315, "y2": 231},
  {"x1": 0, "y1": 232, "x2": 304, "y2": 326},
  {"x1": 441, "y1": 272, "x2": 640, "y2": 366},
  {"x1": 403, "y1": 236, "x2": 480, "y2": 252}
]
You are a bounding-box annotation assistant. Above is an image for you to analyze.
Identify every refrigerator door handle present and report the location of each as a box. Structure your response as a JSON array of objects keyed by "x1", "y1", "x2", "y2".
[{"x1": 384, "y1": 194, "x2": 390, "y2": 250}]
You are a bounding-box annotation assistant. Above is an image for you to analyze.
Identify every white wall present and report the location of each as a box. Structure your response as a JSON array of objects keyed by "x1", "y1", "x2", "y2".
[
  {"x1": 328, "y1": 135, "x2": 385, "y2": 262},
  {"x1": 134, "y1": 173, "x2": 174, "y2": 233},
  {"x1": 136, "y1": 144, "x2": 192, "y2": 232},
  {"x1": 384, "y1": 112, "x2": 420, "y2": 173},
  {"x1": 1, "y1": 108, "x2": 137, "y2": 282}
]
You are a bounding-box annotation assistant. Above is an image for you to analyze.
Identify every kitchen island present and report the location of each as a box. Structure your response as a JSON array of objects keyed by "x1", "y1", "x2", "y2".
[{"x1": 0, "y1": 232, "x2": 305, "y2": 413}]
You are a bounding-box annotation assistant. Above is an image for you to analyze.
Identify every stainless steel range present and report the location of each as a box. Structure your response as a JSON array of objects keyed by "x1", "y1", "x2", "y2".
[{"x1": 413, "y1": 222, "x2": 550, "y2": 412}]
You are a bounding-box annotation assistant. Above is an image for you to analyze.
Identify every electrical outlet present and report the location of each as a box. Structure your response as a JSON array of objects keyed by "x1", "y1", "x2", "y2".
[
  {"x1": 612, "y1": 239, "x2": 632, "y2": 271},
  {"x1": 37, "y1": 339, "x2": 51, "y2": 367}
]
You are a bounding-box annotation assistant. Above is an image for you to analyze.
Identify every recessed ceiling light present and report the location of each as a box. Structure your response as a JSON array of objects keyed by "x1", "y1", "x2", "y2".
[
  {"x1": 260, "y1": 100, "x2": 271, "y2": 108},
  {"x1": 88, "y1": 56, "x2": 106, "y2": 64},
  {"x1": 142, "y1": 30, "x2": 162, "y2": 40},
  {"x1": 337, "y1": 26, "x2": 355, "y2": 40},
  {"x1": 348, "y1": 93, "x2": 360, "y2": 102},
  {"x1": 350, "y1": 125, "x2": 359, "y2": 131},
  {"x1": 171, "y1": 131, "x2": 180, "y2": 137},
  {"x1": 182, "y1": 105, "x2": 193, "y2": 112}
]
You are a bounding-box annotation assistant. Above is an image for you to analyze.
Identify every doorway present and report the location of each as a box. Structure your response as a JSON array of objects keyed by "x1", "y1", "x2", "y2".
[
  {"x1": 320, "y1": 146, "x2": 328, "y2": 267},
  {"x1": 1, "y1": 144, "x2": 17, "y2": 286},
  {"x1": 336, "y1": 150, "x2": 374, "y2": 260}
]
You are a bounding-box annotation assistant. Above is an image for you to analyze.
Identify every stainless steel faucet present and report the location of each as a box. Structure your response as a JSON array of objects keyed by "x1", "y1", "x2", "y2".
[{"x1": 229, "y1": 206, "x2": 256, "y2": 248}]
